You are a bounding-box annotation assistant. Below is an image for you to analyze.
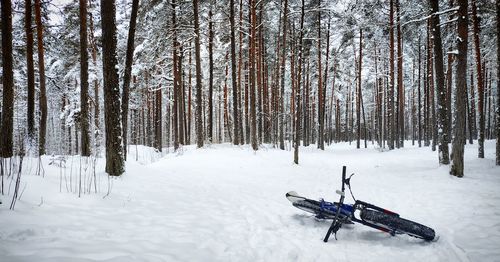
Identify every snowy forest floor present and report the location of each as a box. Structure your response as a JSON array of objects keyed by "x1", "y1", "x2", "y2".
[{"x1": 0, "y1": 141, "x2": 499, "y2": 262}]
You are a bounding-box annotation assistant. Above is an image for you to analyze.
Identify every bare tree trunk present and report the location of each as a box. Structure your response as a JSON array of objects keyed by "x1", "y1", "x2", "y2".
[
  {"x1": 238, "y1": 0, "x2": 244, "y2": 144},
  {"x1": 497, "y1": 0, "x2": 500, "y2": 165},
  {"x1": 89, "y1": 0, "x2": 100, "y2": 151},
  {"x1": 178, "y1": 46, "x2": 186, "y2": 145},
  {"x1": 427, "y1": 19, "x2": 437, "y2": 151},
  {"x1": 388, "y1": 0, "x2": 395, "y2": 150},
  {"x1": 447, "y1": 52, "x2": 454, "y2": 141},
  {"x1": 230, "y1": 0, "x2": 239, "y2": 145},
  {"x1": 424, "y1": 29, "x2": 430, "y2": 147},
  {"x1": 356, "y1": 29, "x2": 362, "y2": 149},
  {"x1": 278, "y1": 0, "x2": 288, "y2": 150},
  {"x1": 450, "y1": 0, "x2": 468, "y2": 177},
  {"x1": 193, "y1": 0, "x2": 204, "y2": 148},
  {"x1": 294, "y1": 0, "x2": 305, "y2": 164},
  {"x1": 396, "y1": 0, "x2": 404, "y2": 147},
  {"x1": 79, "y1": 0, "x2": 91, "y2": 157},
  {"x1": 100, "y1": 0, "x2": 124, "y2": 176},
  {"x1": 250, "y1": 0, "x2": 258, "y2": 151},
  {"x1": 1, "y1": 0, "x2": 15, "y2": 158},
  {"x1": 317, "y1": 0, "x2": 324, "y2": 150},
  {"x1": 418, "y1": 36, "x2": 422, "y2": 147},
  {"x1": 155, "y1": 84, "x2": 162, "y2": 151},
  {"x1": 468, "y1": 71, "x2": 474, "y2": 144},
  {"x1": 187, "y1": 41, "x2": 192, "y2": 144},
  {"x1": 323, "y1": 19, "x2": 331, "y2": 145},
  {"x1": 429, "y1": 0, "x2": 450, "y2": 164},
  {"x1": 208, "y1": 3, "x2": 214, "y2": 142},
  {"x1": 26, "y1": 0, "x2": 36, "y2": 143},
  {"x1": 304, "y1": 57, "x2": 310, "y2": 146},
  {"x1": 172, "y1": 0, "x2": 180, "y2": 150},
  {"x1": 472, "y1": 0, "x2": 485, "y2": 158},
  {"x1": 34, "y1": 0, "x2": 47, "y2": 156},
  {"x1": 121, "y1": 0, "x2": 139, "y2": 160}
]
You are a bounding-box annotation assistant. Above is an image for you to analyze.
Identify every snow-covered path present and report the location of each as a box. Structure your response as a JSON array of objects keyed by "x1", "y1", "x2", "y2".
[{"x1": 1, "y1": 141, "x2": 499, "y2": 261}]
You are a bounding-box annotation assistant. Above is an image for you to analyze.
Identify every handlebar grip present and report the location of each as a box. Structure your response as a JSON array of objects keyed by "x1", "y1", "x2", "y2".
[{"x1": 342, "y1": 166, "x2": 346, "y2": 191}]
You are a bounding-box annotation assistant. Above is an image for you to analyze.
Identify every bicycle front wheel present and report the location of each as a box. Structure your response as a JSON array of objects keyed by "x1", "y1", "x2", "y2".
[{"x1": 360, "y1": 209, "x2": 435, "y2": 241}]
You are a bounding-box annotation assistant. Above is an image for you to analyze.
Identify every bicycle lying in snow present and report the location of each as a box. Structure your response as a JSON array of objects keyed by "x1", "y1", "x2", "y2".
[{"x1": 286, "y1": 166, "x2": 436, "y2": 242}]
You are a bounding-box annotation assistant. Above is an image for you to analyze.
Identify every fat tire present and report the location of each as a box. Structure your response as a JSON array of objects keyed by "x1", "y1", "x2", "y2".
[{"x1": 360, "y1": 209, "x2": 435, "y2": 241}]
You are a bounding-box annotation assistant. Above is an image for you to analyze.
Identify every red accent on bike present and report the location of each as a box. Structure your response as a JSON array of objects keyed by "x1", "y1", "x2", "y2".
[
  {"x1": 383, "y1": 209, "x2": 397, "y2": 215},
  {"x1": 378, "y1": 227, "x2": 390, "y2": 233}
]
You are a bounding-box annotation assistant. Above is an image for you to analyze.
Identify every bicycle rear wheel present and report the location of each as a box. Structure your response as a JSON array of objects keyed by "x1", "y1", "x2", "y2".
[{"x1": 360, "y1": 209, "x2": 435, "y2": 241}]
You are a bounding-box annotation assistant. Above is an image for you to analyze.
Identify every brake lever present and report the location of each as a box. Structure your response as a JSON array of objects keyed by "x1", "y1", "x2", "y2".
[{"x1": 345, "y1": 173, "x2": 355, "y2": 186}]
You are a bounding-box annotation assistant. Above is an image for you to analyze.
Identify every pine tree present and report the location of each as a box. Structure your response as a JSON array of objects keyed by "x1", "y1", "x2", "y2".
[
  {"x1": 294, "y1": 0, "x2": 305, "y2": 164},
  {"x1": 388, "y1": 0, "x2": 395, "y2": 150},
  {"x1": 230, "y1": 0, "x2": 239, "y2": 146},
  {"x1": 101, "y1": 0, "x2": 124, "y2": 176},
  {"x1": 472, "y1": 0, "x2": 485, "y2": 158},
  {"x1": 497, "y1": 0, "x2": 500, "y2": 165},
  {"x1": 34, "y1": 0, "x2": 47, "y2": 156},
  {"x1": 25, "y1": 0, "x2": 36, "y2": 143},
  {"x1": 1, "y1": 0, "x2": 14, "y2": 158},
  {"x1": 207, "y1": 3, "x2": 214, "y2": 142},
  {"x1": 80, "y1": 0, "x2": 91, "y2": 157},
  {"x1": 450, "y1": 0, "x2": 468, "y2": 177},
  {"x1": 121, "y1": 0, "x2": 139, "y2": 160},
  {"x1": 429, "y1": 0, "x2": 450, "y2": 164},
  {"x1": 193, "y1": 0, "x2": 204, "y2": 148}
]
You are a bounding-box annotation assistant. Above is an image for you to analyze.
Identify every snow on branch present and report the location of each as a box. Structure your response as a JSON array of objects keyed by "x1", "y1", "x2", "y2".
[{"x1": 402, "y1": 6, "x2": 459, "y2": 27}]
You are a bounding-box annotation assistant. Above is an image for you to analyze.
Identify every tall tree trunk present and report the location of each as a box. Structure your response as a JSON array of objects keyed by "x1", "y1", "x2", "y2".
[
  {"x1": 34, "y1": 0, "x2": 47, "y2": 155},
  {"x1": 79, "y1": 0, "x2": 91, "y2": 157},
  {"x1": 497, "y1": 0, "x2": 500, "y2": 165},
  {"x1": 472, "y1": 0, "x2": 485, "y2": 158},
  {"x1": 323, "y1": 19, "x2": 331, "y2": 145},
  {"x1": 208, "y1": 4, "x2": 214, "y2": 142},
  {"x1": 238, "y1": 0, "x2": 244, "y2": 144},
  {"x1": 424, "y1": 29, "x2": 430, "y2": 147},
  {"x1": 396, "y1": 0, "x2": 404, "y2": 147},
  {"x1": 418, "y1": 36, "x2": 422, "y2": 147},
  {"x1": 172, "y1": 0, "x2": 180, "y2": 150},
  {"x1": 178, "y1": 46, "x2": 186, "y2": 145},
  {"x1": 121, "y1": 0, "x2": 139, "y2": 160},
  {"x1": 256, "y1": 7, "x2": 263, "y2": 144},
  {"x1": 230, "y1": 0, "x2": 239, "y2": 145},
  {"x1": 1, "y1": 0, "x2": 14, "y2": 158},
  {"x1": 26, "y1": 0, "x2": 36, "y2": 143},
  {"x1": 388, "y1": 0, "x2": 395, "y2": 150},
  {"x1": 278, "y1": 0, "x2": 288, "y2": 150},
  {"x1": 357, "y1": 29, "x2": 363, "y2": 149},
  {"x1": 250, "y1": 0, "x2": 258, "y2": 151},
  {"x1": 470, "y1": 68, "x2": 477, "y2": 140},
  {"x1": 294, "y1": 0, "x2": 305, "y2": 164},
  {"x1": 193, "y1": 0, "x2": 204, "y2": 148},
  {"x1": 468, "y1": 71, "x2": 474, "y2": 144},
  {"x1": 304, "y1": 57, "x2": 310, "y2": 146},
  {"x1": 155, "y1": 84, "x2": 162, "y2": 151},
  {"x1": 317, "y1": 0, "x2": 324, "y2": 150},
  {"x1": 100, "y1": 0, "x2": 124, "y2": 176},
  {"x1": 430, "y1": 0, "x2": 450, "y2": 164},
  {"x1": 89, "y1": 0, "x2": 100, "y2": 151},
  {"x1": 427, "y1": 19, "x2": 437, "y2": 151},
  {"x1": 446, "y1": 52, "x2": 454, "y2": 141},
  {"x1": 450, "y1": 0, "x2": 468, "y2": 177}
]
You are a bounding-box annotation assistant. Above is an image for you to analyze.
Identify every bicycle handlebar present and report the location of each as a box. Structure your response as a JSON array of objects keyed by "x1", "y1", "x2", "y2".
[{"x1": 323, "y1": 166, "x2": 347, "y2": 242}]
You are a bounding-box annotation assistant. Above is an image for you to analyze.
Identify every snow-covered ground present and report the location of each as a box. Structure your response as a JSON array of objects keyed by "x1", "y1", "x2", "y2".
[{"x1": 1, "y1": 141, "x2": 499, "y2": 262}]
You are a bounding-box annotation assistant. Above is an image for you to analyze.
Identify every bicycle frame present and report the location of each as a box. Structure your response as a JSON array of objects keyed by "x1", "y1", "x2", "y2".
[{"x1": 323, "y1": 166, "x2": 402, "y2": 242}]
